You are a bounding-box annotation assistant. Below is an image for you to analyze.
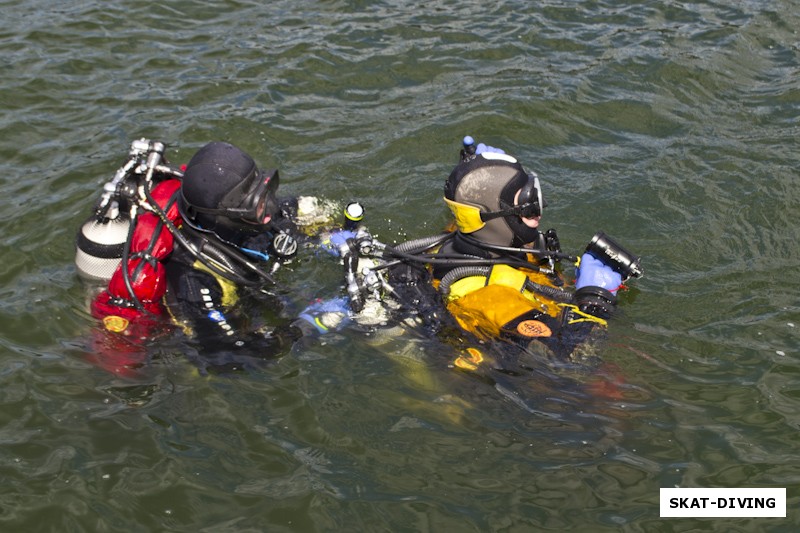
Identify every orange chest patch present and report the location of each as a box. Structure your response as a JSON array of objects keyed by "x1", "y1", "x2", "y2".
[{"x1": 516, "y1": 320, "x2": 552, "y2": 338}]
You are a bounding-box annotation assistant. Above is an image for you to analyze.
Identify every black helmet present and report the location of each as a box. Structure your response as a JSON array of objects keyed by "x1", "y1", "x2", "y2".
[
  {"x1": 180, "y1": 142, "x2": 279, "y2": 242},
  {"x1": 444, "y1": 151, "x2": 545, "y2": 247}
]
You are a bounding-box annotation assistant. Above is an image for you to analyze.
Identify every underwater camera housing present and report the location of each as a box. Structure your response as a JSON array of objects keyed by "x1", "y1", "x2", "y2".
[{"x1": 585, "y1": 231, "x2": 643, "y2": 281}]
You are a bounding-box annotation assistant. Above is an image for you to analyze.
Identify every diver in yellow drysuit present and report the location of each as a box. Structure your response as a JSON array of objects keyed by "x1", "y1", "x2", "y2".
[{"x1": 421, "y1": 137, "x2": 642, "y2": 366}]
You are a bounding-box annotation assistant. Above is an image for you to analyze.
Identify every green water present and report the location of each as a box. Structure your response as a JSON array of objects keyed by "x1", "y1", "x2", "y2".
[{"x1": 1, "y1": 0, "x2": 799, "y2": 530}]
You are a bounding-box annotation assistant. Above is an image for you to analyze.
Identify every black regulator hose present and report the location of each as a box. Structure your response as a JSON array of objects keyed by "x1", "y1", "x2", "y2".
[
  {"x1": 438, "y1": 266, "x2": 490, "y2": 298},
  {"x1": 393, "y1": 232, "x2": 453, "y2": 254},
  {"x1": 176, "y1": 225, "x2": 273, "y2": 287},
  {"x1": 196, "y1": 239, "x2": 249, "y2": 277},
  {"x1": 458, "y1": 233, "x2": 578, "y2": 263},
  {"x1": 192, "y1": 229, "x2": 278, "y2": 286},
  {"x1": 120, "y1": 206, "x2": 146, "y2": 313},
  {"x1": 374, "y1": 250, "x2": 537, "y2": 272},
  {"x1": 142, "y1": 186, "x2": 275, "y2": 287},
  {"x1": 523, "y1": 279, "x2": 574, "y2": 303},
  {"x1": 379, "y1": 232, "x2": 542, "y2": 271},
  {"x1": 381, "y1": 240, "x2": 536, "y2": 270}
]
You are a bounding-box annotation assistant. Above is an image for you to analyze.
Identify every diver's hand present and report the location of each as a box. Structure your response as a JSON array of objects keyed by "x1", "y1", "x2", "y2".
[
  {"x1": 295, "y1": 297, "x2": 351, "y2": 334},
  {"x1": 575, "y1": 253, "x2": 621, "y2": 320},
  {"x1": 475, "y1": 142, "x2": 505, "y2": 155},
  {"x1": 576, "y1": 253, "x2": 622, "y2": 293},
  {"x1": 462, "y1": 136, "x2": 505, "y2": 159},
  {"x1": 320, "y1": 230, "x2": 357, "y2": 256}
]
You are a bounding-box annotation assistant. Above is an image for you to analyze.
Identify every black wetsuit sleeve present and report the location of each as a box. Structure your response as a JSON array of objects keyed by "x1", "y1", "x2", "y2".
[
  {"x1": 164, "y1": 257, "x2": 300, "y2": 373},
  {"x1": 387, "y1": 262, "x2": 455, "y2": 334}
]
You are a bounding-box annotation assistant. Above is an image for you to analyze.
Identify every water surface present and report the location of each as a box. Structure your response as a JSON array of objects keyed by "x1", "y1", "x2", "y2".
[{"x1": 1, "y1": 0, "x2": 799, "y2": 530}]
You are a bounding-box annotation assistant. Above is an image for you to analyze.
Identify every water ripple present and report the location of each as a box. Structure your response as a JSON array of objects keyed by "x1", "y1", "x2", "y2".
[{"x1": 1, "y1": 0, "x2": 799, "y2": 529}]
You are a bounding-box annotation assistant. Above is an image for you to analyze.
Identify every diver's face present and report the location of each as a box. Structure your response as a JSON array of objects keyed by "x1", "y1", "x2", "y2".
[{"x1": 514, "y1": 189, "x2": 540, "y2": 229}]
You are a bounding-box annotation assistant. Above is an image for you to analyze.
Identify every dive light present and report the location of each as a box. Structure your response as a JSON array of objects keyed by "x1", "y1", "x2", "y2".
[{"x1": 585, "y1": 231, "x2": 643, "y2": 281}]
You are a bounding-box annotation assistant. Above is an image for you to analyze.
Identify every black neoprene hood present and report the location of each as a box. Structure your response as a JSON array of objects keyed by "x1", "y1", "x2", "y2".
[
  {"x1": 444, "y1": 153, "x2": 540, "y2": 247},
  {"x1": 182, "y1": 141, "x2": 260, "y2": 211}
]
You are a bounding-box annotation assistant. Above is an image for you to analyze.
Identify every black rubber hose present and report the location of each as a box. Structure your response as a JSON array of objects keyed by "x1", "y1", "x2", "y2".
[
  {"x1": 458, "y1": 232, "x2": 578, "y2": 262},
  {"x1": 438, "y1": 266, "x2": 490, "y2": 298},
  {"x1": 143, "y1": 186, "x2": 275, "y2": 286},
  {"x1": 524, "y1": 280, "x2": 574, "y2": 303},
  {"x1": 438, "y1": 266, "x2": 574, "y2": 303},
  {"x1": 120, "y1": 207, "x2": 146, "y2": 312},
  {"x1": 393, "y1": 232, "x2": 453, "y2": 254}
]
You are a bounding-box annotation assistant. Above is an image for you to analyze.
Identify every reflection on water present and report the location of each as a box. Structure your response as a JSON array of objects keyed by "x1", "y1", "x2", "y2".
[{"x1": 0, "y1": 0, "x2": 799, "y2": 530}]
